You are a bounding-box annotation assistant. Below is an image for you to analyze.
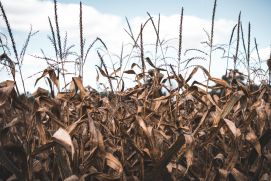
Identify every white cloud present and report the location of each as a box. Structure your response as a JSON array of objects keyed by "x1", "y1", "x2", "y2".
[
  {"x1": 1, "y1": 0, "x2": 267, "y2": 93},
  {"x1": 251, "y1": 47, "x2": 270, "y2": 61},
  {"x1": 0, "y1": 0, "x2": 52, "y2": 31}
]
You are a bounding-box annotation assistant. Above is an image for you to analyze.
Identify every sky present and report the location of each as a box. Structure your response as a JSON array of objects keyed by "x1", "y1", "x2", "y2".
[{"x1": 0, "y1": 0, "x2": 270, "y2": 93}]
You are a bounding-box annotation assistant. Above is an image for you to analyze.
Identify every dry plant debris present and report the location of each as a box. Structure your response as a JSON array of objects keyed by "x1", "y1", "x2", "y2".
[
  {"x1": 1, "y1": 68, "x2": 271, "y2": 180},
  {"x1": 1, "y1": 0, "x2": 271, "y2": 180}
]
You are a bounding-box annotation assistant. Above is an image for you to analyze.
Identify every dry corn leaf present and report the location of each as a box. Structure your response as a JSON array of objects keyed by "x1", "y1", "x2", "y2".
[
  {"x1": 35, "y1": 68, "x2": 59, "y2": 89},
  {"x1": 186, "y1": 65, "x2": 230, "y2": 88},
  {"x1": 63, "y1": 175, "x2": 79, "y2": 181},
  {"x1": 36, "y1": 123, "x2": 47, "y2": 145},
  {"x1": 231, "y1": 167, "x2": 247, "y2": 181},
  {"x1": 136, "y1": 115, "x2": 150, "y2": 137},
  {"x1": 52, "y1": 127, "x2": 75, "y2": 159},
  {"x1": 218, "y1": 169, "x2": 228, "y2": 180},
  {"x1": 224, "y1": 119, "x2": 239, "y2": 138},
  {"x1": 109, "y1": 67, "x2": 121, "y2": 76},
  {"x1": 105, "y1": 152, "x2": 123, "y2": 174},
  {"x1": 0, "y1": 80, "x2": 15, "y2": 107},
  {"x1": 184, "y1": 134, "x2": 194, "y2": 173},
  {"x1": 185, "y1": 148, "x2": 193, "y2": 174},
  {"x1": 246, "y1": 130, "x2": 261, "y2": 156},
  {"x1": 0, "y1": 53, "x2": 16, "y2": 78},
  {"x1": 96, "y1": 65, "x2": 116, "y2": 79},
  {"x1": 66, "y1": 116, "x2": 85, "y2": 135},
  {"x1": 124, "y1": 69, "x2": 136, "y2": 74},
  {"x1": 87, "y1": 111, "x2": 99, "y2": 145},
  {"x1": 260, "y1": 173, "x2": 270, "y2": 181},
  {"x1": 55, "y1": 145, "x2": 73, "y2": 179},
  {"x1": 3, "y1": 117, "x2": 19, "y2": 129},
  {"x1": 213, "y1": 91, "x2": 243, "y2": 127},
  {"x1": 72, "y1": 77, "x2": 88, "y2": 98}
]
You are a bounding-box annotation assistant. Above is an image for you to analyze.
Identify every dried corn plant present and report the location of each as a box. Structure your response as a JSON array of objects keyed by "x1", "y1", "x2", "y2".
[{"x1": 0, "y1": 0, "x2": 271, "y2": 181}]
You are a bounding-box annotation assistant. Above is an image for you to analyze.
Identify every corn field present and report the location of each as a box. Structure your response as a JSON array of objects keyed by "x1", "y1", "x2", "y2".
[{"x1": 1, "y1": 0, "x2": 271, "y2": 180}]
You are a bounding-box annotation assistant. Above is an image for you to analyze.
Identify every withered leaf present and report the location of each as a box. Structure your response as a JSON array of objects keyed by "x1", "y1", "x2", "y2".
[
  {"x1": 224, "y1": 119, "x2": 239, "y2": 138},
  {"x1": 52, "y1": 127, "x2": 75, "y2": 159},
  {"x1": 96, "y1": 65, "x2": 116, "y2": 79},
  {"x1": 0, "y1": 80, "x2": 15, "y2": 108},
  {"x1": 35, "y1": 68, "x2": 59, "y2": 89},
  {"x1": 124, "y1": 69, "x2": 136, "y2": 74},
  {"x1": 105, "y1": 152, "x2": 123, "y2": 174},
  {"x1": 213, "y1": 91, "x2": 243, "y2": 127},
  {"x1": 72, "y1": 77, "x2": 88, "y2": 98}
]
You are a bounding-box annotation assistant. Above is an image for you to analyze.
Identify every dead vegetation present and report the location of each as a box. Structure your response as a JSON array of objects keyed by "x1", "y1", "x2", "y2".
[
  {"x1": 1, "y1": 65, "x2": 271, "y2": 181},
  {"x1": 1, "y1": 0, "x2": 271, "y2": 181}
]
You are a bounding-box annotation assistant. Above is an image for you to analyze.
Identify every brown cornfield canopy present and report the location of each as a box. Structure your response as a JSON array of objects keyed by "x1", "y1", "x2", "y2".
[{"x1": 1, "y1": 65, "x2": 271, "y2": 180}]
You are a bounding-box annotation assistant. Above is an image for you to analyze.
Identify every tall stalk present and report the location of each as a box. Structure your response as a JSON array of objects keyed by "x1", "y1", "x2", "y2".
[
  {"x1": 247, "y1": 22, "x2": 251, "y2": 84},
  {"x1": 268, "y1": 47, "x2": 271, "y2": 85},
  {"x1": 226, "y1": 24, "x2": 237, "y2": 75},
  {"x1": 54, "y1": 0, "x2": 66, "y2": 91},
  {"x1": 140, "y1": 24, "x2": 145, "y2": 83},
  {"x1": 79, "y1": 1, "x2": 84, "y2": 79},
  {"x1": 0, "y1": 1, "x2": 25, "y2": 94},
  {"x1": 177, "y1": 7, "x2": 184, "y2": 74},
  {"x1": 234, "y1": 12, "x2": 241, "y2": 76},
  {"x1": 207, "y1": 0, "x2": 217, "y2": 91}
]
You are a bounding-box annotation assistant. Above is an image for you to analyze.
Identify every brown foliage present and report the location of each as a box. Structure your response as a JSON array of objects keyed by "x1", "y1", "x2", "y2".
[{"x1": 1, "y1": 67, "x2": 271, "y2": 180}]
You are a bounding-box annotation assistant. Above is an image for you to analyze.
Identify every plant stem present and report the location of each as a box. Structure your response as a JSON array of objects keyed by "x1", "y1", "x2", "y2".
[{"x1": 207, "y1": 0, "x2": 217, "y2": 92}]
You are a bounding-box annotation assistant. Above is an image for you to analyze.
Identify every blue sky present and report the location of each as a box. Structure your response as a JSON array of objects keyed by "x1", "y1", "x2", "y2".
[
  {"x1": 0, "y1": 0, "x2": 270, "y2": 92},
  {"x1": 58, "y1": 0, "x2": 271, "y2": 48}
]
